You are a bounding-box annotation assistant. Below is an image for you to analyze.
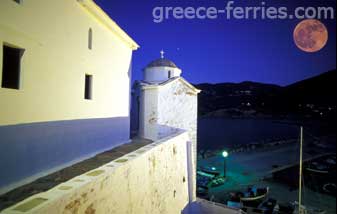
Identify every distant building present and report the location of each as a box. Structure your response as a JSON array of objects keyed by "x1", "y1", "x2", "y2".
[{"x1": 0, "y1": 0, "x2": 138, "y2": 193}]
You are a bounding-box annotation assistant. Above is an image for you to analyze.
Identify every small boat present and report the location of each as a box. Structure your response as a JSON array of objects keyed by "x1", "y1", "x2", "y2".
[
  {"x1": 306, "y1": 162, "x2": 329, "y2": 174},
  {"x1": 322, "y1": 183, "x2": 336, "y2": 194},
  {"x1": 305, "y1": 167, "x2": 329, "y2": 174},
  {"x1": 197, "y1": 166, "x2": 225, "y2": 189},
  {"x1": 227, "y1": 186, "x2": 269, "y2": 211},
  {"x1": 198, "y1": 166, "x2": 221, "y2": 176},
  {"x1": 240, "y1": 187, "x2": 269, "y2": 202},
  {"x1": 258, "y1": 198, "x2": 278, "y2": 214},
  {"x1": 209, "y1": 177, "x2": 226, "y2": 187}
]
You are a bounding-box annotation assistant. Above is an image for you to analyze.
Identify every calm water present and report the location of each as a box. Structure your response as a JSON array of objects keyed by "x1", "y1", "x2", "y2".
[{"x1": 198, "y1": 118, "x2": 299, "y2": 150}]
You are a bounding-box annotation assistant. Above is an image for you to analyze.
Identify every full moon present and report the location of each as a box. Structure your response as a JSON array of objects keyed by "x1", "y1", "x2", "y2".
[{"x1": 293, "y1": 19, "x2": 328, "y2": 53}]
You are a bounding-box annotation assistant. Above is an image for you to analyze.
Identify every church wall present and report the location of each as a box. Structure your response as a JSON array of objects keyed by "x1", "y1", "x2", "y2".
[
  {"x1": 139, "y1": 87, "x2": 159, "y2": 141},
  {"x1": 0, "y1": 0, "x2": 136, "y2": 193},
  {"x1": 0, "y1": 0, "x2": 133, "y2": 125},
  {"x1": 157, "y1": 81, "x2": 198, "y2": 149},
  {"x1": 157, "y1": 80, "x2": 198, "y2": 199},
  {"x1": 144, "y1": 67, "x2": 182, "y2": 83}
]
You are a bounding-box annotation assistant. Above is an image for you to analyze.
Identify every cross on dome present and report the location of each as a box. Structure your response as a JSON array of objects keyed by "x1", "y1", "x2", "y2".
[{"x1": 160, "y1": 50, "x2": 165, "y2": 59}]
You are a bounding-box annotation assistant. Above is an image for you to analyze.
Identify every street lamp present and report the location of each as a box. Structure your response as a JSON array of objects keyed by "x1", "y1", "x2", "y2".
[{"x1": 222, "y1": 150, "x2": 229, "y2": 177}]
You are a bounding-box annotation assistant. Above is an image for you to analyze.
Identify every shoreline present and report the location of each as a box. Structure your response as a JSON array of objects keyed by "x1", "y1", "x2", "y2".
[{"x1": 197, "y1": 142, "x2": 336, "y2": 213}]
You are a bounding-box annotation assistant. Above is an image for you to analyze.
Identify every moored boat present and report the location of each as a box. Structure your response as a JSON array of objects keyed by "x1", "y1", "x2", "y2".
[
  {"x1": 240, "y1": 187, "x2": 270, "y2": 202},
  {"x1": 306, "y1": 162, "x2": 329, "y2": 174}
]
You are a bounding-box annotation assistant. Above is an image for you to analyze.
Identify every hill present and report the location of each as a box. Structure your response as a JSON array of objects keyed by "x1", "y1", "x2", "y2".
[{"x1": 195, "y1": 70, "x2": 336, "y2": 119}]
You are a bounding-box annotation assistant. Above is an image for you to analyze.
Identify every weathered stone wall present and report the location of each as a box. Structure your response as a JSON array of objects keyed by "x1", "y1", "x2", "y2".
[
  {"x1": 1, "y1": 132, "x2": 191, "y2": 214},
  {"x1": 157, "y1": 81, "x2": 198, "y2": 143},
  {"x1": 157, "y1": 80, "x2": 198, "y2": 199}
]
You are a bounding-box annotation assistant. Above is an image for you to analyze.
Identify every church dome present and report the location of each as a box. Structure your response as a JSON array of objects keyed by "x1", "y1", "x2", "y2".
[
  {"x1": 143, "y1": 51, "x2": 182, "y2": 83},
  {"x1": 146, "y1": 58, "x2": 178, "y2": 69}
]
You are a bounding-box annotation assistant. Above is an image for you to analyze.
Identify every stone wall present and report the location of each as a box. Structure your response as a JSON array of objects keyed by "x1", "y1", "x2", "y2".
[
  {"x1": 1, "y1": 131, "x2": 192, "y2": 214},
  {"x1": 157, "y1": 80, "x2": 199, "y2": 200},
  {"x1": 157, "y1": 80, "x2": 198, "y2": 145}
]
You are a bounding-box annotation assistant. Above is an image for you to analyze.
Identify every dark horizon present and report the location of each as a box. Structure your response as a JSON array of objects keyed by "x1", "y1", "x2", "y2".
[{"x1": 193, "y1": 68, "x2": 336, "y2": 87}]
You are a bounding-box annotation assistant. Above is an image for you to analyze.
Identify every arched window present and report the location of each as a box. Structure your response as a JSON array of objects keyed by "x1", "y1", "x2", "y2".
[
  {"x1": 168, "y1": 70, "x2": 172, "y2": 79},
  {"x1": 88, "y1": 28, "x2": 93, "y2": 50},
  {"x1": 13, "y1": 0, "x2": 22, "y2": 4}
]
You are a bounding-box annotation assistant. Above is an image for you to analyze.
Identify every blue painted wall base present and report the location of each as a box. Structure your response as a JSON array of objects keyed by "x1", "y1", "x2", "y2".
[{"x1": 0, "y1": 117, "x2": 130, "y2": 193}]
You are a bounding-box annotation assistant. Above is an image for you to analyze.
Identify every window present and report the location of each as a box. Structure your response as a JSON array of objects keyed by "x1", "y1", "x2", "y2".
[
  {"x1": 13, "y1": 0, "x2": 22, "y2": 4},
  {"x1": 1, "y1": 45, "x2": 24, "y2": 89},
  {"x1": 88, "y1": 28, "x2": 93, "y2": 50},
  {"x1": 84, "y1": 74, "x2": 93, "y2": 100},
  {"x1": 168, "y1": 70, "x2": 172, "y2": 79}
]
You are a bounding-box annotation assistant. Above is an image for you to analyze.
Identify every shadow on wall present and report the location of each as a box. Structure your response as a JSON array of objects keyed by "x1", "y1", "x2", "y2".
[
  {"x1": 0, "y1": 117, "x2": 130, "y2": 194},
  {"x1": 158, "y1": 125, "x2": 182, "y2": 140}
]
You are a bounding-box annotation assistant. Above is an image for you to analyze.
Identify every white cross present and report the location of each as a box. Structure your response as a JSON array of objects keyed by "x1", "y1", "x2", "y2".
[{"x1": 160, "y1": 50, "x2": 165, "y2": 59}]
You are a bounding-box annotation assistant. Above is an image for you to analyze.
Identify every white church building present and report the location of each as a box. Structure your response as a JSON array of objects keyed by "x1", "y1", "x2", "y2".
[
  {"x1": 134, "y1": 51, "x2": 200, "y2": 142},
  {"x1": 132, "y1": 52, "x2": 201, "y2": 199},
  {"x1": 134, "y1": 53, "x2": 200, "y2": 148}
]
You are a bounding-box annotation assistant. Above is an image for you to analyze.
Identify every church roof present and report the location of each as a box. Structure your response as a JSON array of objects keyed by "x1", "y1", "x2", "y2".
[
  {"x1": 78, "y1": 0, "x2": 139, "y2": 50},
  {"x1": 146, "y1": 58, "x2": 178, "y2": 69},
  {"x1": 140, "y1": 77, "x2": 201, "y2": 95}
]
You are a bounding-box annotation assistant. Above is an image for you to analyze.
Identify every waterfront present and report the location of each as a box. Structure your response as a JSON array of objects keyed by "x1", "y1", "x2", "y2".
[{"x1": 197, "y1": 118, "x2": 336, "y2": 213}]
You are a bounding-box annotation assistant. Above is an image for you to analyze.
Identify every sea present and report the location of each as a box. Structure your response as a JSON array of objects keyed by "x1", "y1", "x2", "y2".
[{"x1": 198, "y1": 118, "x2": 301, "y2": 151}]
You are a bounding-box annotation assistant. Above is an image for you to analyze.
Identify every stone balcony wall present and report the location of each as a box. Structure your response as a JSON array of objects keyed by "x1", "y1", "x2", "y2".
[{"x1": 1, "y1": 131, "x2": 192, "y2": 214}]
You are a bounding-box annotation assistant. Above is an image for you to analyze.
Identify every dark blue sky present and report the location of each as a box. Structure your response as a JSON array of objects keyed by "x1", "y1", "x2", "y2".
[{"x1": 94, "y1": 0, "x2": 336, "y2": 86}]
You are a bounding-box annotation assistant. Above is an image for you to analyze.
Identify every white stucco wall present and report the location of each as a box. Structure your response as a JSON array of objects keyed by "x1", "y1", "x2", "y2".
[
  {"x1": 0, "y1": 0, "x2": 137, "y2": 126},
  {"x1": 138, "y1": 78, "x2": 199, "y2": 200},
  {"x1": 157, "y1": 80, "x2": 198, "y2": 145},
  {"x1": 1, "y1": 131, "x2": 192, "y2": 214},
  {"x1": 138, "y1": 87, "x2": 159, "y2": 140},
  {"x1": 144, "y1": 66, "x2": 182, "y2": 83},
  {"x1": 157, "y1": 79, "x2": 199, "y2": 200}
]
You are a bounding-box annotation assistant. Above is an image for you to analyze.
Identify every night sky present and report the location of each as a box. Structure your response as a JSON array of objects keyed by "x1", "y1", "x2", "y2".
[{"x1": 94, "y1": 0, "x2": 336, "y2": 86}]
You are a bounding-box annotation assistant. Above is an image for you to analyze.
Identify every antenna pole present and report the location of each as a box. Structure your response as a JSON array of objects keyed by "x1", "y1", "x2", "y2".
[{"x1": 299, "y1": 126, "x2": 304, "y2": 214}]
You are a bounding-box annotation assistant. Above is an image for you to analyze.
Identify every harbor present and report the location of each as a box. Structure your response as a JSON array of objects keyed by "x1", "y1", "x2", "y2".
[{"x1": 197, "y1": 135, "x2": 336, "y2": 214}]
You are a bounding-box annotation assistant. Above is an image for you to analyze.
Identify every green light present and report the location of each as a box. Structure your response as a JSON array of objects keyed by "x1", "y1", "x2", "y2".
[
  {"x1": 222, "y1": 151, "x2": 229, "y2": 158},
  {"x1": 211, "y1": 167, "x2": 217, "y2": 171}
]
